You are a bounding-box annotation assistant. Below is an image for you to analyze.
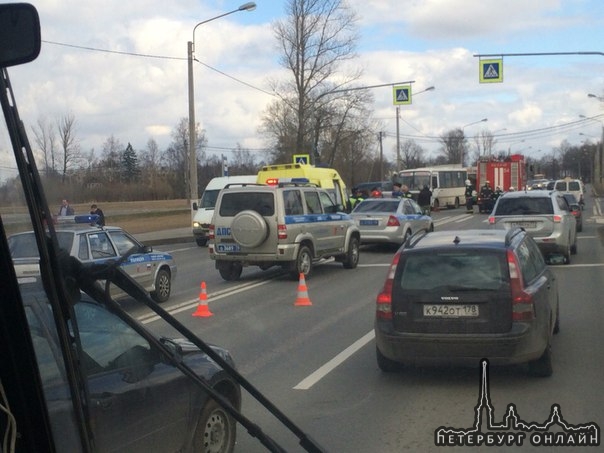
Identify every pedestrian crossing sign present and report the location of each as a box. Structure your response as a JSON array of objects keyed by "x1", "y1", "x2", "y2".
[
  {"x1": 393, "y1": 85, "x2": 412, "y2": 105},
  {"x1": 480, "y1": 58, "x2": 503, "y2": 83},
  {"x1": 293, "y1": 154, "x2": 310, "y2": 164}
]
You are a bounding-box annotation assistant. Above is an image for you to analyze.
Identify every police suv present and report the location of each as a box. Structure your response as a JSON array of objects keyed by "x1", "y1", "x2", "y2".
[{"x1": 209, "y1": 179, "x2": 361, "y2": 280}]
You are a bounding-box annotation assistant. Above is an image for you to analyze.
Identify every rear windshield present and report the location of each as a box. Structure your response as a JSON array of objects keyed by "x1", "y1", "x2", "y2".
[
  {"x1": 218, "y1": 192, "x2": 275, "y2": 217},
  {"x1": 354, "y1": 200, "x2": 399, "y2": 213},
  {"x1": 399, "y1": 251, "x2": 506, "y2": 291},
  {"x1": 9, "y1": 231, "x2": 74, "y2": 258},
  {"x1": 494, "y1": 197, "x2": 553, "y2": 215}
]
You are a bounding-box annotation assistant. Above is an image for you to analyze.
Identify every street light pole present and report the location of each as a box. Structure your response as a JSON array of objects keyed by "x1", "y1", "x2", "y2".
[
  {"x1": 396, "y1": 85, "x2": 435, "y2": 171},
  {"x1": 187, "y1": 2, "x2": 256, "y2": 214},
  {"x1": 460, "y1": 118, "x2": 488, "y2": 166}
]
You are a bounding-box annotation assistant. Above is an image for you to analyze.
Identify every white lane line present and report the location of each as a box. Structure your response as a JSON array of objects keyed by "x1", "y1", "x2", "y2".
[
  {"x1": 139, "y1": 278, "x2": 275, "y2": 324},
  {"x1": 293, "y1": 330, "x2": 375, "y2": 390}
]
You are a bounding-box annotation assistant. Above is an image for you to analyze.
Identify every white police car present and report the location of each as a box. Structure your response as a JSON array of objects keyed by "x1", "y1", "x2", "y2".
[{"x1": 8, "y1": 215, "x2": 177, "y2": 302}]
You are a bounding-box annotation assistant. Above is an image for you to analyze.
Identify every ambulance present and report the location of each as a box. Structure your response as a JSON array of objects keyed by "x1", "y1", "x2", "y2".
[{"x1": 256, "y1": 163, "x2": 350, "y2": 210}]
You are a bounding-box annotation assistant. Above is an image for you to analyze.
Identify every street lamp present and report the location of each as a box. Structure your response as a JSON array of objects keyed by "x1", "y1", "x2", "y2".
[
  {"x1": 396, "y1": 85, "x2": 435, "y2": 171},
  {"x1": 460, "y1": 118, "x2": 487, "y2": 165},
  {"x1": 507, "y1": 139, "x2": 525, "y2": 155},
  {"x1": 187, "y1": 2, "x2": 256, "y2": 212}
]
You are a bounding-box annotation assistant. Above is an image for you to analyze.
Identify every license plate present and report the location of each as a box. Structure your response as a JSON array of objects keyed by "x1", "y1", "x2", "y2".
[
  {"x1": 510, "y1": 221, "x2": 536, "y2": 229},
  {"x1": 360, "y1": 219, "x2": 379, "y2": 226},
  {"x1": 216, "y1": 243, "x2": 241, "y2": 253},
  {"x1": 423, "y1": 304, "x2": 479, "y2": 317}
]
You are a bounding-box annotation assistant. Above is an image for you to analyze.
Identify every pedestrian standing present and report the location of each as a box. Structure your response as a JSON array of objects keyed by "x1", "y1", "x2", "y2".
[
  {"x1": 392, "y1": 183, "x2": 403, "y2": 198},
  {"x1": 417, "y1": 185, "x2": 432, "y2": 215},
  {"x1": 464, "y1": 180, "x2": 474, "y2": 213},
  {"x1": 58, "y1": 198, "x2": 74, "y2": 216},
  {"x1": 90, "y1": 204, "x2": 105, "y2": 226}
]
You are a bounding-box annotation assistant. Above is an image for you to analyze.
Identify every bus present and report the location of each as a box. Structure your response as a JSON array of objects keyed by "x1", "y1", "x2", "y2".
[{"x1": 395, "y1": 165, "x2": 468, "y2": 209}]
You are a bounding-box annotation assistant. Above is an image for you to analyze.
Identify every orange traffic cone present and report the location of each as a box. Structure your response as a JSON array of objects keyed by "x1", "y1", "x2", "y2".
[
  {"x1": 193, "y1": 281, "x2": 213, "y2": 317},
  {"x1": 294, "y1": 273, "x2": 312, "y2": 306}
]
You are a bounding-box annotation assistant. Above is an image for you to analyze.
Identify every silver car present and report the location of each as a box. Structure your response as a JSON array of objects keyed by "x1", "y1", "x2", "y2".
[
  {"x1": 8, "y1": 216, "x2": 177, "y2": 302},
  {"x1": 350, "y1": 197, "x2": 434, "y2": 246},
  {"x1": 488, "y1": 190, "x2": 577, "y2": 264}
]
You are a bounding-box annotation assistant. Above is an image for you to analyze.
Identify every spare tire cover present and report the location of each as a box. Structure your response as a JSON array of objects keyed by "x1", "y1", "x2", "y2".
[{"x1": 231, "y1": 210, "x2": 269, "y2": 248}]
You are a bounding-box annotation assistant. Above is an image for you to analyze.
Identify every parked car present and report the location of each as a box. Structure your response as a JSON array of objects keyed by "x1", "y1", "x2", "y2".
[
  {"x1": 22, "y1": 287, "x2": 241, "y2": 452},
  {"x1": 374, "y1": 228, "x2": 560, "y2": 377},
  {"x1": 8, "y1": 215, "x2": 177, "y2": 302},
  {"x1": 488, "y1": 190, "x2": 577, "y2": 264},
  {"x1": 562, "y1": 193, "x2": 583, "y2": 232},
  {"x1": 350, "y1": 197, "x2": 434, "y2": 246},
  {"x1": 209, "y1": 179, "x2": 360, "y2": 280}
]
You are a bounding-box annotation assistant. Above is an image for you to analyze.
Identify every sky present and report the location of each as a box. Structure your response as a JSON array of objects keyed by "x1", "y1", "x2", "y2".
[{"x1": 5, "y1": 0, "x2": 604, "y2": 169}]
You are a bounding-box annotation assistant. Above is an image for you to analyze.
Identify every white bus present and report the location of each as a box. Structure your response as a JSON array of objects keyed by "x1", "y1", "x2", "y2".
[{"x1": 395, "y1": 165, "x2": 468, "y2": 209}]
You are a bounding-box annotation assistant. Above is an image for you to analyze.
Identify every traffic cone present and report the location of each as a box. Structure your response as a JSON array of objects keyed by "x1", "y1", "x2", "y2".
[
  {"x1": 294, "y1": 273, "x2": 312, "y2": 306},
  {"x1": 193, "y1": 281, "x2": 213, "y2": 317}
]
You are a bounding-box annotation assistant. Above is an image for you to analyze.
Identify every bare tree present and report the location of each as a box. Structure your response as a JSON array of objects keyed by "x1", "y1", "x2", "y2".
[
  {"x1": 165, "y1": 118, "x2": 207, "y2": 198},
  {"x1": 439, "y1": 128, "x2": 466, "y2": 166},
  {"x1": 56, "y1": 113, "x2": 81, "y2": 182},
  {"x1": 472, "y1": 130, "x2": 498, "y2": 162},
  {"x1": 399, "y1": 139, "x2": 425, "y2": 170},
  {"x1": 99, "y1": 135, "x2": 124, "y2": 182},
  {"x1": 31, "y1": 116, "x2": 57, "y2": 176},
  {"x1": 272, "y1": 0, "x2": 361, "y2": 160}
]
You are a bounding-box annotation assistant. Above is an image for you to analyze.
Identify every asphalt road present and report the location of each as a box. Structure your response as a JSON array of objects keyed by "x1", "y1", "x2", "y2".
[{"x1": 131, "y1": 198, "x2": 604, "y2": 452}]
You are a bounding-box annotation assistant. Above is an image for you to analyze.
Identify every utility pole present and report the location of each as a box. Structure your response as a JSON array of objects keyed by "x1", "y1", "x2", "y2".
[{"x1": 378, "y1": 132, "x2": 384, "y2": 180}]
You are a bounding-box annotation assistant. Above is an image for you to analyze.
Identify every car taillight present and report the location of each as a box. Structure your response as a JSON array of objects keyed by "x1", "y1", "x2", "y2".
[
  {"x1": 507, "y1": 249, "x2": 534, "y2": 321},
  {"x1": 278, "y1": 224, "x2": 287, "y2": 239},
  {"x1": 376, "y1": 252, "x2": 401, "y2": 320},
  {"x1": 553, "y1": 215, "x2": 562, "y2": 223},
  {"x1": 387, "y1": 215, "x2": 400, "y2": 227},
  {"x1": 208, "y1": 224, "x2": 215, "y2": 239}
]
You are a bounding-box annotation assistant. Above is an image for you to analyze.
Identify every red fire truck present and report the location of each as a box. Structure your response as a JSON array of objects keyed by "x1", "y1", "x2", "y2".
[{"x1": 475, "y1": 154, "x2": 526, "y2": 213}]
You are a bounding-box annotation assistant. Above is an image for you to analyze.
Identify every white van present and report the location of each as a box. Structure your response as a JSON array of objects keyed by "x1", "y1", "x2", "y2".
[
  {"x1": 192, "y1": 175, "x2": 257, "y2": 246},
  {"x1": 553, "y1": 177, "x2": 585, "y2": 206}
]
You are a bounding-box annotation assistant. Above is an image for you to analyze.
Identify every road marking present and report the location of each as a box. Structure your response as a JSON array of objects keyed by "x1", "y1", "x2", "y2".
[
  {"x1": 293, "y1": 330, "x2": 375, "y2": 390},
  {"x1": 358, "y1": 263, "x2": 390, "y2": 267},
  {"x1": 433, "y1": 213, "x2": 473, "y2": 226},
  {"x1": 139, "y1": 278, "x2": 276, "y2": 324}
]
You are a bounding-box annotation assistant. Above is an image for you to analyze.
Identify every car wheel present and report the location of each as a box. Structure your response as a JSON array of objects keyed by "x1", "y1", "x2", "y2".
[
  {"x1": 196, "y1": 237, "x2": 208, "y2": 247},
  {"x1": 433, "y1": 199, "x2": 439, "y2": 210},
  {"x1": 454, "y1": 197, "x2": 460, "y2": 209},
  {"x1": 563, "y1": 240, "x2": 571, "y2": 264},
  {"x1": 376, "y1": 346, "x2": 400, "y2": 372},
  {"x1": 151, "y1": 268, "x2": 171, "y2": 303},
  {"x1": 290, "y1": 245, "x2": 312, "y2": 279},
  {"x1": 402, "y1": 229, "x2": 412, "y2": 245},
  {"x1": 218, "y1": 262, "x2": 243, "y2": 281},
  {"x1": 428, "y1": 223, "x2": 434, "y2": 232},
  {"x1": 571, "y1": 239, "x2": 577, "y2": 255},
  {"x1": 553, "y1": 300, "x2": 560, "y2": 335},
  {"x1": 193, "y1": 398, "x2": 236, "y2": 453},
  {"x1": 342, "y1": 236, "x2": 360, "y2": 269},
  {"x1": 528, "y1": 340, "x2": 553, "y2": 377},
  {"x1": 231, "y1": 210, "x2": 268, "y2": 248}
]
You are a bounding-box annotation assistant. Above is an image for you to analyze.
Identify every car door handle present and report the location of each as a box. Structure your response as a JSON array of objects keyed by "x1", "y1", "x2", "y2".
[{"x1": 97, "y1": 392, "x2": 115, "y2": 409}]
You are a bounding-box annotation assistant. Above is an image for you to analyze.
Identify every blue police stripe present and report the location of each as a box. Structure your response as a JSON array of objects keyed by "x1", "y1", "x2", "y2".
[{"x1": 284, "y1": 213, "x2": 351, "y2": 224}]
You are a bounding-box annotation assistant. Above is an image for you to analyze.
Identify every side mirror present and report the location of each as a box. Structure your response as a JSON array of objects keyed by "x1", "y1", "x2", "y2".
[
  {"x1": 192, "y1": 202, "x2": 198, "y2": 210},
  {"x1": 0, "y1": 4, "x2": 41, "y2": 68}
]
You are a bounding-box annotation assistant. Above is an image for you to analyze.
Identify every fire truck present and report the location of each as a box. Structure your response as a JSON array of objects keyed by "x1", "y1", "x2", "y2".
[{"x1": 475, "y1": 154, "x2": 526, "y2": 213}]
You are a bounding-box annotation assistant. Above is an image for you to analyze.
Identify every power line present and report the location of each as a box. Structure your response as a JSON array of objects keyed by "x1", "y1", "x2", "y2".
[{"x1": 41, "y1": 39, "x2": 274, "y2": 96}]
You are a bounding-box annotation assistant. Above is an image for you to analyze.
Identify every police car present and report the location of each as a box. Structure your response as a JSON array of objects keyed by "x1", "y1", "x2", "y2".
[
  {"x1": 350, "y1": 197, "x2": 434, "y2": 246},
  {"x1": 8, "y1": 215, "x2": 177, "y2": 302}
]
